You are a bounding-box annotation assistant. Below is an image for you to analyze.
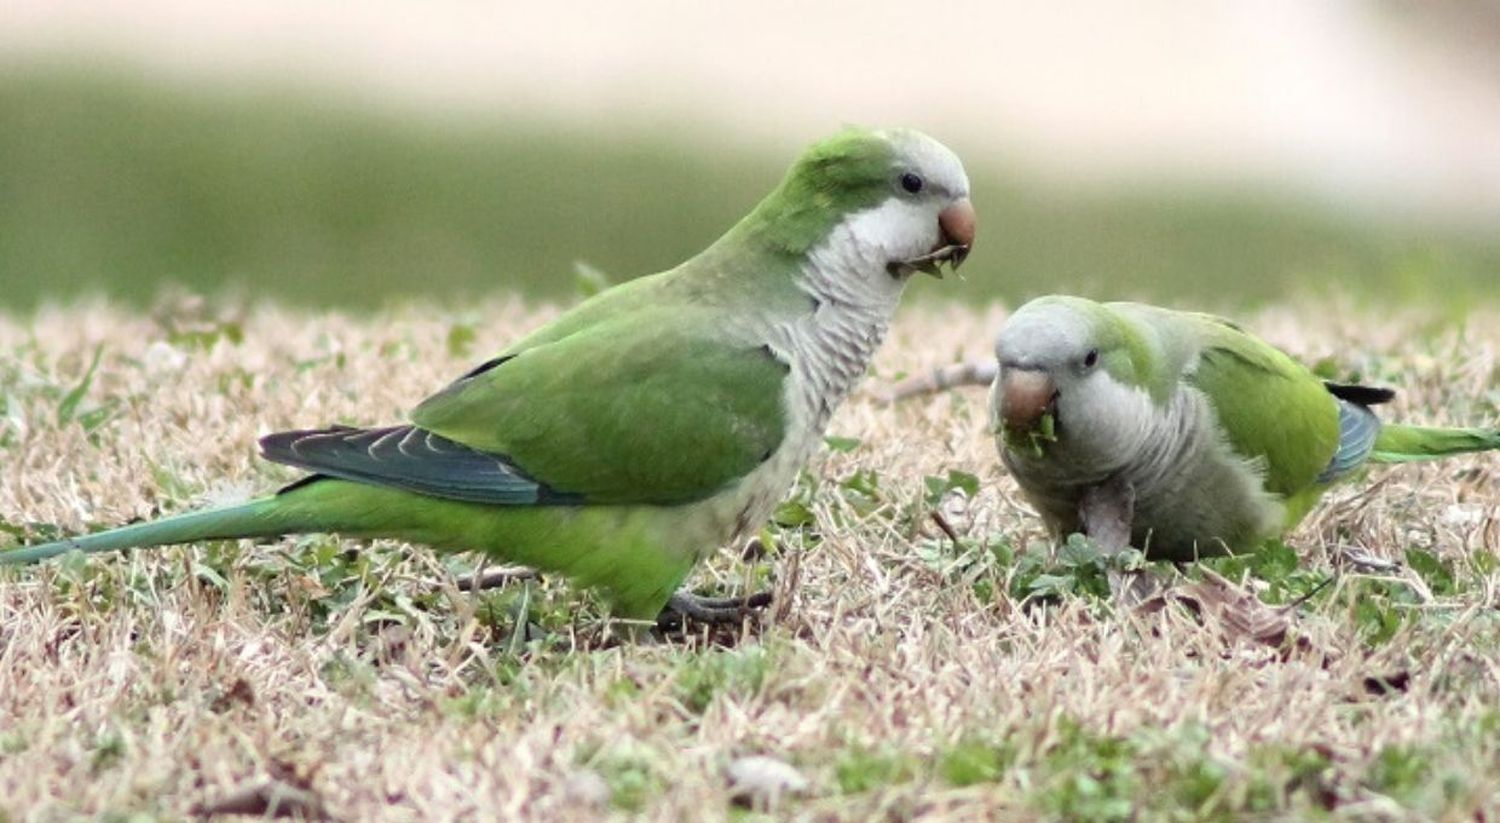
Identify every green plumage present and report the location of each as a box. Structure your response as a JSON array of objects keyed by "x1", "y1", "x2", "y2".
[
  {"x1": 993, "y1": 296, "x2": 1500, "y2": 559},
  {"x1": 3, "y1": 126, "x2": 975, "y2": 620},
  {"x1": 1180, "y1": 315, "x2": 1341, "y2": 505},
  {"x1": 1371, "y1": 425, "x2": 1500, "y2": 464},
  {"x1": 413, "y1": 308, "x2": 789, "y2": 505},
  {"x1": 0, "y1": 482, "x2": 698, "y2": 616}
]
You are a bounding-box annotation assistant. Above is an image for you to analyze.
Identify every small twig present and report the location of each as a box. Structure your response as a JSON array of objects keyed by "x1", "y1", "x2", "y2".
[
  {"x1": 507, "y1": 579, "x2": 533, "y2": 656},
  {"x1": 1280, "y1": 575, "x2": 1337, "y2": 613},
  {"x1": 1335, "y1": 545, "x2": 1401, "y2": 574},
  {"x1": 880, "y1": 360, "x2": 998, "y2": 404},
  {"x1": 193, "y1": 779, "x2": 329, "y2": 820},
  {"x1": 772, "y1": 542, "x2": 801, "y2": 625},
  {"x1": 455, "y1": 566, "x2": 538, "y2": 592},
  {"x1": 929, "y1": 509, "x2": 963, "y2": 549}
]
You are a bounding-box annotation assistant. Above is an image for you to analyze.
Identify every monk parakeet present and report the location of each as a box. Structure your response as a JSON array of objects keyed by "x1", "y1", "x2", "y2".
[
  {"x1": 990, "y1": 295, "x2": 1500, "y2": 560},
  {"x1": 2, "y1": 127, "x2": 976, "y2": 623}
]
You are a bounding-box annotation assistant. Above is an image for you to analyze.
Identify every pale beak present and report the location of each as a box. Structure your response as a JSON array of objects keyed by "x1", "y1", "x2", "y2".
[
  {"x1": 937, "y1": 197, "x2": 976, "y2": 269},
  {"x1": 888, "y1": 196, "x2": 977, "y2": 278},
  {"x1": 1000, "y1": 368, "x2": 1057, "y2": 432}
]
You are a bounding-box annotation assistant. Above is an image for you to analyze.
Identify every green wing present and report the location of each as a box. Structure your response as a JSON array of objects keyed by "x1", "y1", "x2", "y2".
[
  {"x1": 1182, "y1": 317, "x2": 1339, "y2": 498},
  {"x1": 408, "y1": 307, "x2": 789, "y2": 505}
]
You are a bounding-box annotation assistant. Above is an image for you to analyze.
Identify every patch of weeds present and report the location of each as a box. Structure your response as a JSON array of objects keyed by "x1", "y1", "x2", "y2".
[
  {"x1": 238, "y1": 536, "x2": 408, "y2": 631},
  {"x1": 834, "y1": 746, "x2": 918, "y2": 794},
  {"x1": 1242, "y1": 744, "x2": 1336, "y2": 812},
  {"x1": 471, "y1": 587, "x2": 524, "y2": 637},
  {"x1": 318, "y1": 652, "x2": 378, "y2": 697},
  {"x1": 601, "y1": 676, "x2": 641, "y2": 710},
  {"x1": 1131, "y1": 724, "x2": 1233, "y2": 817},
  {"x1": 90, "y1": 729, "x2": 128, "y2": 774},
  {"x1": 441, "y1": 686, "x2": 518, "y2": 720},
  {"x1": 165, "y1": 319, "x2": 244, "y2": 351},
  {"x1": 1404, "y1": 547, "x2": 1456, "y2": 596},
  {"x1": 922, "y1": 469, "x2": 980, "y2": 507},
  {"x1": 0, "y1": 730, "x2": 29, "y2": 757},
  {"x1": 674, "y1": 646, "x2": 771, "y2": 714},
  {"x1": 49, "y1": 549, "x2": 141, "y2": 615},
  {"x1": 1194, "y1": 539, "x2": 1338, "y2": 617},
  {"x1": 964, "y1": 539, "x2": 1011, "y2": 605},
  {"x1": 1201, "y1": 540, "x2": 1327, "y2": 606},
  {"x1": 1009, "y1": 535, "x2": 1125, "y2": 604},
  {"x1": 0, "y1": 516, "x2": 65, "y2": 545},
  {"x1": 879, "y1": 467, "x2": 980, "y2": 535},
  {"x1": 55, "y1": 344, "x2": 102, "y2": 427},
  {"x1": 940, "y1": 721, "x2": 1267, "y2": 818},
  {"x1": 1470, "y1": 548, "x2": 1497, "y2": 576},
  {"x1": 912, "y1": 528, "x2": 1011, "y2": 596},
  {"x1": 1031, "y1": 718, "x2": 1139, "y2": 822},
  {"x1": 837, "y1": 468, "x2": 884, "y2": 519},
  {"x1": 771, "y1": 472, "x2": 819, "y2": 535},
  {"x1": 774, "y1": 497, "x2": 822, "y2": 530},
  {"x1": 1344, "y1": 579, "x2": 1422, "y2": 645},
  {"x1": 292, "y1": 346, "x2": 348, "y2": 373},
  {"x1": 937, "y1": 737, "x2": 1015, "y2": 787},
  {"x1": 1363, "y1": 745, "x2": 1432, "y2": 804},
  {"x1": 823, "y1": 435, "x2": 861, "y2": 453},
  {"x1": 587, "y1": 747, "x2": 663, "y2": 813},
  {"x1": 445, "y1": 321, "x2": 478, "y2": 357},
  {"x1": 144, "y1": 464, "x2": 196, "y2": 502},
  {"x1": 919, "y1": 531, "x2": 1145, "y2": 609},
  {"x1": 213, "y1": 366, "x2": 257, "y2": 396},
  {"x1": 53, "y1": 345, "x2": 120, "y2": 440},
  {"x1": 488, "y1": 655, "x2": 538, "y2": 692}
]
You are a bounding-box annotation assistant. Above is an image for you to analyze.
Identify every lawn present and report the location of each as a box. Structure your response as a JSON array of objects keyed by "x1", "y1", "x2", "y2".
[{"x1": 0, "y1": 296, "x2": 1497, "y2": 819}]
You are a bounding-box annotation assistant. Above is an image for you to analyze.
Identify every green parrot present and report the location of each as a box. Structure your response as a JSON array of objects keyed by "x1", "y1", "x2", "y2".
[
  {"x1": 2, "y1": 127, "x2": 976, "y2": 623},
  {"x1": 989, "y1": 295, "x2": 1500, "y2": 560}
]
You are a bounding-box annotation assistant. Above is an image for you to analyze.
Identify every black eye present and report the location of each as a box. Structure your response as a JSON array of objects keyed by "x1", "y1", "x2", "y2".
[
  {"x1": 1083, "y1": 349, "x2": 1099, "y2": 368},
  {"x1": 900, "y1": 172, "x2": 924, "y2": 194}
]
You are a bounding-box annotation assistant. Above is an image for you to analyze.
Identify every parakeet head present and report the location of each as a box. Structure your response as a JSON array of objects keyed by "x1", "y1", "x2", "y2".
[
  {"x1": 989, "y1": 296, "x2": 1157, "y2": 461},
  {"x1": 746, "y1": 127, "x2": 975, "y2": 291}
]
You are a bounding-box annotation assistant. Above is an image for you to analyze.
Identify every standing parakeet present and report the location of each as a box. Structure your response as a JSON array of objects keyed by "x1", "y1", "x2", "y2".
[
  {"x1": 989, "y1": 295, "x2": 1500, "y2": 560},
  {"x1": 2, "y1": 127, "x2": 976, "y2": 623}
]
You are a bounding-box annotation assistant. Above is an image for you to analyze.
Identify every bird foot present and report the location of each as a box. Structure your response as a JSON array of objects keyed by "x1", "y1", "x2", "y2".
[
  {"x1": 657, "y1": 590, "x2": 773, "y2": 630},
  {"x1": 1078, "y1": 475, "x2": 1136, "y2": 557},
  {"x1": 1078, "y1": 476, "x2": 1150, "y2": 605}
]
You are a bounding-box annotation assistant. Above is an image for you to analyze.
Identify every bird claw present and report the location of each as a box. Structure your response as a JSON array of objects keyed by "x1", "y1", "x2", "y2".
[{"x1": 657, "y1": 590, "x2": 773, "y2": 630}]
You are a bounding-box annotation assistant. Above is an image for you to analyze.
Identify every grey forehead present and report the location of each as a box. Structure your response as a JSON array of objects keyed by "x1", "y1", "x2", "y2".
[
  {"x1": 884, "y1": 130, "x2": 969, "y2": 197},
  {"x1": 994, "y1": 305, "x2": 1092, "y2": 364}
]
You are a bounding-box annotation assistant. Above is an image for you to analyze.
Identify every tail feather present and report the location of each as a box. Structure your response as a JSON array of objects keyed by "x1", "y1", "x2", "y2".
[
  {"x1": 0, "y1": 497, "x2": 294, "y2": 565},
  {"x1": 1371, "y1": 425, "x2": 1500, "y2": 464}
]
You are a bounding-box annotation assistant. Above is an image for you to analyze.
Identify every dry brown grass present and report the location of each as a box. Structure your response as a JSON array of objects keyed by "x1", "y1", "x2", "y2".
[{"x1": 1, "y1": 297, "x2": 1498, "y2": 820}]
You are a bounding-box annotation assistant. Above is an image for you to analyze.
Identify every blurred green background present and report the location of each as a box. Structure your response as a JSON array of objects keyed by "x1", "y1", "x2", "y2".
[{"x1": 2, "y1": 52, "x2": 1498, "y2": 313}]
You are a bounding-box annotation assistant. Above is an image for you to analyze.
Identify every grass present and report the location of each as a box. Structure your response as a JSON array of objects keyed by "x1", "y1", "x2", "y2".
[
  {"x1": 4, "y1": 66, "x2": 1500, "y2": 313},
  {"x1": 0, "y1": 295, "x2": 1497, "y2": 818}
]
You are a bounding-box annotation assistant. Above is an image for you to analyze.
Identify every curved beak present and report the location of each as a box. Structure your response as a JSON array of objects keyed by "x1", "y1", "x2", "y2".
[
  {"x1": 938, "y1": 197, "x2": 976, "y2": 269},
  {"x1": 887, "y1": 196, "x2": 978, "y2": 278},
  {"x1": 999, "y1": 368, "x2": 1057, "y2": 433}
]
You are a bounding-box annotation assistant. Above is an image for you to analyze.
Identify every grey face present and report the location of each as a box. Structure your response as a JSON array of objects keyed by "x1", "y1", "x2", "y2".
[{"x1": 992, "y1": 303, "x2": 1105, "y2": 440}]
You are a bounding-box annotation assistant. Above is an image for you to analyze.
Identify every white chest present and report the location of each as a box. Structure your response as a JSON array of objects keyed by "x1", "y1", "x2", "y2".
[
  {"x1": 691, "y1": 289, "x2": 899, "y2": 557},
  {"x1": 685, "y1": 208, "x2": 911, "y2": 550}
]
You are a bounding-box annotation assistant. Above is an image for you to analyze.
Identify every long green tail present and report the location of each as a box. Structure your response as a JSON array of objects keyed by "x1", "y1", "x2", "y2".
[
  {"x1": 0, "y1": 497, "x2": 297, "y2": 565},
  {"x1": 1371, "y1": 424, "x2": 1500, "y2": 464}
]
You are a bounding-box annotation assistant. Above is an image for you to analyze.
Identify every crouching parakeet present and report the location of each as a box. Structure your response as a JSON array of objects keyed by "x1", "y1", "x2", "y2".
[
  {"x1": 2, "y1": 127, "x2": 976, "y2": 624},
  {"x1": 990, "y1": 295, "x2": 1500, "y2": 560}
]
